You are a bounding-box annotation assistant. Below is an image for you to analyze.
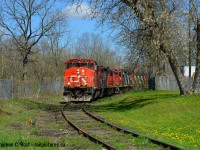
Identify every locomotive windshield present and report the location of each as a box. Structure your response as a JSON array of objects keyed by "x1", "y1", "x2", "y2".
[
  {"x1": 66, "y1": 59, "x2": 96, "y2": 70},
  {"x1": 73, "y1": 63, "x2": 79, "y2": 67},
  {"x1": 66, "y1": 62, "x2": 95, "y2": 69},
  {"x1": 66, "y1": 63, "x2": 72, "y2": 69},
  {"x1": 80, "y1": 63, "x2": 87, "y2": 67},
  {"x1": 88, "y1": 63, "x2": 94, "y2": 69}
]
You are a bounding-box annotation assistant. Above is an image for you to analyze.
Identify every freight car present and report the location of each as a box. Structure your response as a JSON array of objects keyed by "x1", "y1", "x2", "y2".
[{"x1": 63, "y1": 58, "x2": 145, "y2": 102}]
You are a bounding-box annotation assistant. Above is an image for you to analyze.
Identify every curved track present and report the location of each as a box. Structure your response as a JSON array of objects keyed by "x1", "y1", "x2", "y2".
[
  {"x1": 61, "y1": 103, "x2": 138, "y2": 149},
  {"x1": 61, "y1": 104, "x2": 115, "y2": 150},
  {"x1": 61, "y1": 103, "x2": 182, "y2": 150},
  {"x1": 82, "y1": 108, "x2": 182, "y2": 150}
]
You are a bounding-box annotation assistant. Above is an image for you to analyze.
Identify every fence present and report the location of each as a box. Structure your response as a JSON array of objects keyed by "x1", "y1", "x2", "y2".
[
  {"x1": 0, "y1": 78, "x2": 63, "y2": 99},
  {"x1": 1, "y1": 76, "x2": 193, "y2": 99},
  {"x1": 0, "y1": 78, "x2": 13, "y2": 99},
  {"x1": 131, "y1": 75, "x2": 148, "y2": 90},
  {"x1": 150, "y1": 76, "x2": 193, "y2": 91}
]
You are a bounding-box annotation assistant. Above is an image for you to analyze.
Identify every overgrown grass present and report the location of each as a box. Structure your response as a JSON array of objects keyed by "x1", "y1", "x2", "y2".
[
  {"x1": 0, "y1": 96, "x2": 101, "y2": 150},
  {"x1": 90, "y1": 90, "x2": 200, "y2": 150}
]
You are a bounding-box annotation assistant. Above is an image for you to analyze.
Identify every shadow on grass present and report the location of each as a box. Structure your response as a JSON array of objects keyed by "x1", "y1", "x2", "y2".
[
  {"x1": 89, "y1": 98, "x2": 154, "y2": 112},
  {"x1": 18, "y1": 92, "x2": 179, "y2": 113},
  {"x1": 20, "y1": 99, "x2": 89, "y2": 112},
  {"x1": 89, "y1": 93, "x2": 179, "y2": 112},
  {"x1": 19, "y1": 99, "x2": 61, "y2": 112}
]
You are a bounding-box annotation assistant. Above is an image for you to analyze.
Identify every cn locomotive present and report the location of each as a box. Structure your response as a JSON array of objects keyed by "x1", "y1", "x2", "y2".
[{"x1": 63, "y1": 58, "x2": 145, "y2": 102}]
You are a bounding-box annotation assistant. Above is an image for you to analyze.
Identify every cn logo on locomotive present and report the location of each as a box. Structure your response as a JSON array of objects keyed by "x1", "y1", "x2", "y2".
[{"x1": 69, "y1": 75, "x2": 87, "y2": 83}]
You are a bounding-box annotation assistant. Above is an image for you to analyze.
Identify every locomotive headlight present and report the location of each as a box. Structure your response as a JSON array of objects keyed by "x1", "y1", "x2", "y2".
[
  {"x1": 68, "y1": 82, "x2": 70, "y2": 85},
  {"x1": 83, "y1": 77, "x2": 87, "y2": 86}
]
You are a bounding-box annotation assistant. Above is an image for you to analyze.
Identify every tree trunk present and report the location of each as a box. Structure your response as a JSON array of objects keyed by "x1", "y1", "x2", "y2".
[
  {"x1": 168, "y1": 56, "x2": 187, "y2": 95},
  {"x1": 192, "y1": 18, "x2": 200, "y2": 94},
  {"x1": 161, "y1": 45, "x2": 188, "y2": 95},
  {"x1": 22, "y1": 55, "x2": 28, "y2": 81},
  {"x1": 188, "y1": 0, "x2": 192, "y2": 77}
]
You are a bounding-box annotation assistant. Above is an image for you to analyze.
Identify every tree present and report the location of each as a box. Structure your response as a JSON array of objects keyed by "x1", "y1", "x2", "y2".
[
  {"x1": 45, "y1": 20, "x2": 69, "y2": 80},
  {"x1": 191, "y1": 0, "x2": 200, "y2": 93},
  {"x1": 72, "y1": 32, "x2": 123, "y2": 68},
  {"x1": 0, "y1": 0, "x2": 66, "y2": 80},
  {"x1": 83, "y1": 0, "x2": 188, "y2": 95}
]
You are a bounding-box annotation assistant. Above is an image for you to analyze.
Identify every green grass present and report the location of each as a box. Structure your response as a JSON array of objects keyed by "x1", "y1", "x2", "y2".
[
  {"x1": 0, "y1": 96, "x2": 101, "y2": 150},
  {"x1": 89, "y1": 90, "x2": 200, "y2": 150}
]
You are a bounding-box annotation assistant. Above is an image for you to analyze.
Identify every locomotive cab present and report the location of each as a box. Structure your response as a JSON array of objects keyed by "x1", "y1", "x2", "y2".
[{"x1": 63, "y1": 58, "x2": 97, "y2": 101}]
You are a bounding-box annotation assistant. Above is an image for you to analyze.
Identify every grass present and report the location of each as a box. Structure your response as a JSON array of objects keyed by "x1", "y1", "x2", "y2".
[
  {"x1": 89, "y1": 90, "x2": 200, "y2": 150},
  {"x1": 0, "y1": 95, "x2": 101, "y2": 150}
]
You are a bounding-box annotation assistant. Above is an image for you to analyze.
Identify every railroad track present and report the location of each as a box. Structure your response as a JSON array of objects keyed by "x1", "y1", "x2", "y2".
[{"x1": 61, "y1": 103, "x2": 182, "y2": 150}]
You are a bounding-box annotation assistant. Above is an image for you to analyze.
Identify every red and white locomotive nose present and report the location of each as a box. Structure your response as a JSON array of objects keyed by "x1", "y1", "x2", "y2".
[
  {"x1": 65, "y1": 68, "x2": 88, "y2": 87},
  {"x1": 63, "y1": 58, "x2": 96, "y2": 101},
  {"x1": 68, "y1": 75, "x2": 88, "y2": 87}
]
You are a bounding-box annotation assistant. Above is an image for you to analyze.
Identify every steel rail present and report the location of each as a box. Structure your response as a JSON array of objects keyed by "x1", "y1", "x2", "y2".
[
  {"x1": 61, "y1": 104, "x2": 116, "y2": 150},
  {"x1": 82, "y1": 108, "x2": 183, "y2": 150}
]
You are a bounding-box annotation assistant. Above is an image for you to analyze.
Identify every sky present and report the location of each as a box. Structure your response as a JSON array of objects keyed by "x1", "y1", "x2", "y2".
[
  {"x1": 0, "y1": 1, "x2": 119, "y2": 52},
  {"x1": 68, "y1": 18, "x2": 98, "y2": 36},
  {"x1": 64, "y1": 2, "x2": 116, "y2": 48},
  {"x1": 0, "y1": 1, "x2": 103, "y2": 39},
  {"x1": 65, "y1": 2, "x2": 99, "y2": 35}
]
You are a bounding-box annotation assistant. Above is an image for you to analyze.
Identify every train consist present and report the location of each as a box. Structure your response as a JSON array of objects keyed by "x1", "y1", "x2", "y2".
[{"x1": 63, "y1": 58, "x2": 148, "y2": 102}]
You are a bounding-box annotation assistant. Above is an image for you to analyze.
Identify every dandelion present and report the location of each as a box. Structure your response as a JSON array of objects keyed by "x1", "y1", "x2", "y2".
[{"x1": 196, "y1": 129, "x2": 200, "y2": 134}]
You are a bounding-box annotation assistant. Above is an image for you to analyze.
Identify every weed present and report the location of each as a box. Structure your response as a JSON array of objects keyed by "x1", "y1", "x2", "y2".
[
  {"x1": 31, "y1": 129, "x2": 39, "y2": 135},
  {"x1": 0, "y1": 96, "x2": 101, "y2": 149}
]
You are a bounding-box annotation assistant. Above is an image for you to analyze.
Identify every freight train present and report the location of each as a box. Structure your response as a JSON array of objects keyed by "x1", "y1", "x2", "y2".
[{"x1": 63, "y1": 58, "x2": 147, "y2": 102}]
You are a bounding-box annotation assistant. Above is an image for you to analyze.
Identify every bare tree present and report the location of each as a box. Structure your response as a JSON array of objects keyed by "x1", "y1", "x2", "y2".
[
  {"x1": 72, "y1": 32, "x2": 123, "y2": 68},
  {"x1": 0, "y1": 0, "x2": 66, "y2": 80},
  {"x1": 45, "y1": 20, "x2": 69, "y2": 80}
]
